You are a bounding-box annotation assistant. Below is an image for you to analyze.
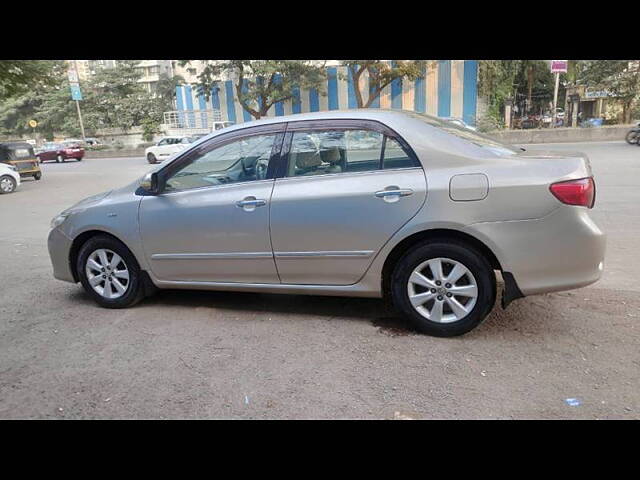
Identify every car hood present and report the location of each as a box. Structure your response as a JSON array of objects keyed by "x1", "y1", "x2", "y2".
[{"x1": 62, "y1": 190, "x2": 113, "y2": 215}]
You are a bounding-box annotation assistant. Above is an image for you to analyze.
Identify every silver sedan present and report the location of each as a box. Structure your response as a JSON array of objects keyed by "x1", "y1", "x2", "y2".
[{"x1": 47, "y1": 110, "x2": 606, "y2": 336}]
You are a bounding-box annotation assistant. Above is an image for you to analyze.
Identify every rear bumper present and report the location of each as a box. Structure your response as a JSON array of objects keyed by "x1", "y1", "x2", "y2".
[
  {"x1": 470, "y1": 206, "x2": 606, "y2": 296},
  {"x1": 47, "y1": 227, "x2": 76, "y2": 283}
]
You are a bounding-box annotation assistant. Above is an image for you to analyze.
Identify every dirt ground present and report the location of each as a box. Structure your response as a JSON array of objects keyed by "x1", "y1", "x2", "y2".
[{"x1": 0, "y1": 141, "x2": 638, "y2": 419}]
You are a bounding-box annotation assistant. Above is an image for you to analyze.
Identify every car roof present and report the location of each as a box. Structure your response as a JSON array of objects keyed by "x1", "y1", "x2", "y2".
[
  {"x1": 0, "y1": 141, "x2": 34, "y2": 149},
  {"x1": 219, "y1": 109, "x2": 417, "y2": 131}
]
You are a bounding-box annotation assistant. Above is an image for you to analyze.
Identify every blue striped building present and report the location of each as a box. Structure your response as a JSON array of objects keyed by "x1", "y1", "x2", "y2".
[{"x1": 174, "y1": 60, "x2": 478, "y2": 126}]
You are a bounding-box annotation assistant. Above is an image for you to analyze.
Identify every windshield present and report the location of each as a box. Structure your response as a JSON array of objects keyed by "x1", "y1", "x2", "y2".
[
  {"x1": 10, "y1": 148, "x2": 34, "y2": 159},
  {"x1": 407, "y1": 112, "x2": 520, "y2": 155}
]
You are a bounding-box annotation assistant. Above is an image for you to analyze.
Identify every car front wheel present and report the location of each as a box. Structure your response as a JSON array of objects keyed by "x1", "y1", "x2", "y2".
[
  {"x1": 0, "y1": 175, "x2": 17, "y2": 194},
  {"x1": 147, "y1": 153, "x2": 157, "y2": 164},
  {"x1": 56, "y1": 154, "x2": 64, "y2": 163},
  {"x1": 77, "y1": 235, "x2": 146, "y2": 308},
  {"x1": 391, "y1": 241, "x2": 496, "y2": 337}
]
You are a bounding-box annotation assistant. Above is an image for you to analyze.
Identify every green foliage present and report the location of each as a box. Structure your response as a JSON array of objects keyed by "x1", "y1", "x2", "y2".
[
  {"x1": 478, "y1": 60, "x2": 559, "y2": 128},
  {"x1": 181, "y1": 60, "x2": 327, "y2": 119},
  {"x1": 341, "y1": 61, "x2": 430, "y2": 108},
  {"x1": 0, "y1": 60, "x2": 64, "y2": 101},
  {"x1": 0, "y1": 60, "x2": 168, "y2": 138},
  {"x1": 81, "y1": 61, "x2": 164, "y2": 132},
  {"x1": 141, "y1": 117, "x2": 161, "y2": 142}
]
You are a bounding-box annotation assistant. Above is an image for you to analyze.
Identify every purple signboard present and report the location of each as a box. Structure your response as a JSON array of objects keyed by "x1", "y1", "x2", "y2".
[{"x1": 551, "y1": 60, "x2": 568, "y2": 73}]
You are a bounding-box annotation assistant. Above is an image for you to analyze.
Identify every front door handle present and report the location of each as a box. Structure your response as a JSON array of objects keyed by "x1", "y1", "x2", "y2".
[{"x1": 236, "y1": 196, "x2": 267, "y2": 211}]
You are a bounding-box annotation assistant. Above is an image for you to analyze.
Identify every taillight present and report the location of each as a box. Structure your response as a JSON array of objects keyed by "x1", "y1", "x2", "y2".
[{"x1": 549, "y1": 177, "x2": 595, "y2": 208}]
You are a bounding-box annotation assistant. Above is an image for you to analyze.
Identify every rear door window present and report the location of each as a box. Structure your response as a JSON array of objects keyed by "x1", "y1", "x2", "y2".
[
  {"x1": 287, "y1": 129, "x2": 383, "y2": 177},
  {"x1": 382, "y1": 137, "x2": 420, "y2": 169}
]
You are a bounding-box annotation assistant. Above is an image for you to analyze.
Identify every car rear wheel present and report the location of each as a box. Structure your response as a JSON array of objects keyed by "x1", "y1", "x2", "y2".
[
  {"x1": 77, "y1": 235, "x2": 146, "y2": 308},
  {"x1": 76, "y1": 157, "x2": 83, "y2": 162},
  {"x1": 391, "y1": 241, "x2": 496, "y2": 337},
  {"x1": 147, "y1": 153, "x2": 157, "y2": 164},
  {"x1": 56, "y1": 154, "x2": 64, "y2": 163},
  {"x1": 0, "y1": 175, "x2": 17, "y2": 194}
]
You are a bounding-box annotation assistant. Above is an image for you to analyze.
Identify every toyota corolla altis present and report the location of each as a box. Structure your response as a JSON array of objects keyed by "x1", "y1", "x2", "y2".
[{"x1": 48, "y1": 110, "x2": 606, "y2": 336}]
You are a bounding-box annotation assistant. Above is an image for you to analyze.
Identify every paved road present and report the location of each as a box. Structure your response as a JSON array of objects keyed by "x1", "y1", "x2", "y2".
[{"x1": 0, "y1": 143, "x2": 638, "y2": 419}]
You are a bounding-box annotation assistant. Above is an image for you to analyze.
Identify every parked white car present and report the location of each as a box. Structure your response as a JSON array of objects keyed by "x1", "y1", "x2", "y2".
[
  {"x1": 145, "y1": 136, "x2": 197, "y2": 164},
  {"x1": 211, "y1": 121, "x2": 234, "y2": 131},
  {"x1": 0, "y1": 163, "x2": 21, "y2": 194}
]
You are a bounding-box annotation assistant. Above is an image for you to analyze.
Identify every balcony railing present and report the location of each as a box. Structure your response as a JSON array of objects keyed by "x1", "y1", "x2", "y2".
[{"x1": 163, "y1": 109, "x2": 224, "y2": 132}]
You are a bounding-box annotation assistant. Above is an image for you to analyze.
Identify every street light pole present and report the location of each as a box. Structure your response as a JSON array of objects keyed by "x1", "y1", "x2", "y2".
[{"x1": 72, "y1": 60, "x2": 86, "y2": 141}]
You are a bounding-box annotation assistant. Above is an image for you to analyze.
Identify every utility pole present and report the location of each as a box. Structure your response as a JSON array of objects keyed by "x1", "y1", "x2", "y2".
[
  {"x1": 72, "y1": 60, "x2": 86, "y2": 141},
  {"x1": 550, "y1": 60, "x2": 568, "y2": 128},
  {"x1": 552, "y1": 71, "x2": 560, "y2": 128}
]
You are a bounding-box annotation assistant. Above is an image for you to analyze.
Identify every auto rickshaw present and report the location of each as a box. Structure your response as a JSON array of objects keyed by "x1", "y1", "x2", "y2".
[{"x1": 0, "y1": 142, "x2": 42, "y2": 180}]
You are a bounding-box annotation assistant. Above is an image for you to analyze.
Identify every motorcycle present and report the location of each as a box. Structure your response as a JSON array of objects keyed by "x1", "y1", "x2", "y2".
[{"x1": 625, "y1": 122, "x2": 640, "y2": 144}]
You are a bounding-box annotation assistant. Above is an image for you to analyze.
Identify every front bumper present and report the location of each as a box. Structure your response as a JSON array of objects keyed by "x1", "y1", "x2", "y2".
[
  {"x1": 47, "y1": 227, "x2": 76, "y2": 283},
  {"x1": 470, "y1": 206, "x2": 606, "y2": 296}
]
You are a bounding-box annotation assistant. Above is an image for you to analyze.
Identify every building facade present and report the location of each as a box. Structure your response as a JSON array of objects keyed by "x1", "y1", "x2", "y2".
[
  {"x1": 136, "y1": 60, "x2": 173, "y2": 93},
  {"x1": 173, "y1": 60, "x2": 479, "y2": 126}
]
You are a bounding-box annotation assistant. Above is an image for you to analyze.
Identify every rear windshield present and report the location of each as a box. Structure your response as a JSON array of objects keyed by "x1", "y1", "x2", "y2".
[
  {"x1": 7, "y1": 146, "x2": 35, "y2": 159},
  {"x1": 407, "y1": 112, "x2": 520, "y2": 155}
]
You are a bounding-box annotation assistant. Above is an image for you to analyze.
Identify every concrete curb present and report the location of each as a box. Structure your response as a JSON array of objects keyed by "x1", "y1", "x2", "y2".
[
  {"x1": 487, "y1": 124, "x2": 635, "y2": 144},
  {"x1": 84, "y1": 150, "x2": 145, "y2": 159}
]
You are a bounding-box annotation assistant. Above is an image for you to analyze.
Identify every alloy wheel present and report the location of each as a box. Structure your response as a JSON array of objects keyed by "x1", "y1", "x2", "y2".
[
  {"x1": 407, "y1": 257, "x2": 478, "y2": 323},
  {"x1": 0, "y1": 176, "x2": 15, "y2": 193},
  {"x1": 85, "y1": 248, "x2": 130, "y2": 299}
]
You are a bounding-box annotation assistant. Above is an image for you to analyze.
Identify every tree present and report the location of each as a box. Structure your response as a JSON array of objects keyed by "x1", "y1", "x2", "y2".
[
  {"x1": 0, "y1": 60, "x2": 63, "y2": 101},
  {"x1": 340, "y1": 61, "x2": 430, "y2": 108},
  {"x1": 181, "y1": 60, "x2": 327, "y2": 119},
  {"x1": 514, "y1": 60, "x2": 554, "y2": 114},
  {"x1": 81, "y1": 61, "x2": 164, "y2": 132},
  {"x1": 0, "y1": 60, "x2": 166, "y2": 138},
  {"x1": 478, "y1": 60, "x2": 522, "y2": 128},
  {"x1": 578, "y1": 60, "x2": 640, "y2": 123}
]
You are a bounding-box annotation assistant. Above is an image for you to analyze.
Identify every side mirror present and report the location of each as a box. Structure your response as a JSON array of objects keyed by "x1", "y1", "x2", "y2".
[{"x1": 139, "y1": 172, "x2": 162, "y2": 194}]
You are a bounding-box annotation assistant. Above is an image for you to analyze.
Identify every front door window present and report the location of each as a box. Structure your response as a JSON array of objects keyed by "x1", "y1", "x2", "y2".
[{"x1": 165, "y1": 134, "x2": 277, "y2": 191}]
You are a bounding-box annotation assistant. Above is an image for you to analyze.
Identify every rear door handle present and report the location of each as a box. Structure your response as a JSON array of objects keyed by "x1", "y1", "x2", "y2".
[{"x1": 375, "y1": 188, "x2": 414, "y2": 198}]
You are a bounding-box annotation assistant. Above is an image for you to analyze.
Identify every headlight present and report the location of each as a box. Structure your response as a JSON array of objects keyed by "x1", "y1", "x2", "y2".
[{"x1": 50, "y1": 213, "x2": 69, "y2": 229}]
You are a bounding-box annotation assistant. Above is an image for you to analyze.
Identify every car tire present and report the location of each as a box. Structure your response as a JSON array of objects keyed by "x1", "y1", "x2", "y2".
[
  {"x1": 625, "y1": 131, "x2": 638, "y2": 144},
  {"x1": 76, "y1": 157, "x2": 83, "y2": 162},
  {"x1": 56, "y1": 154, "x2": 64, "y2": 163},
  {"x1": 34, "y1": 172, "x2": 42, "y2": 180},
  {"x1": 76, "y1": 234, "x2": 146, "y2": 309},
  {"x1": 147, "y1": 153, "x2": 157, "y2": 164},
  {"x1": 0, "y1": 175, "x2": 17, "y2": 194},
  {"x1": 390, "y1": 241, "x2": 496, "y2": 337}
]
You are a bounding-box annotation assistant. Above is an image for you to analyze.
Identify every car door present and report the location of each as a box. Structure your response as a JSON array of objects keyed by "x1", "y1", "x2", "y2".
[
  {"x1": 40, "y1": 144, "x2": 55, "y2": 161},
  {"x1": 138, "y1": 124, "x2": 286, "y2": 283},
  {"x1": 269, "y1": 120, "x2": 427, "y2": 285},
  {"x1": 155, "y1": 138, "x2": 175, "y2": 160}
]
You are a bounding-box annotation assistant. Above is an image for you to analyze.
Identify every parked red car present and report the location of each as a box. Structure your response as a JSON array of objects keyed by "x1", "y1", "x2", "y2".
[{"x1": 36, "y1": 142, "x2": 84, "y2": 163}]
